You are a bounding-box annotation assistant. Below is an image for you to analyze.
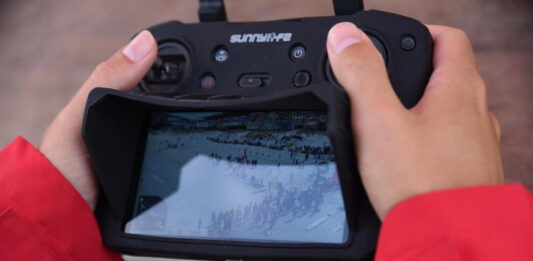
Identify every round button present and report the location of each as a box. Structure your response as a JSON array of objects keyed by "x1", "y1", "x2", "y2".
[
  {"x1": 290, "y1": 45, "x2": 306, "y2": 61},
  {"x1": 293, "y1": 70, "x2": 311, "y2": 87},
  {"x1": 401, "y1": 36, "x2": 416, "y2": 51},
  {"x1": 200, "y1": 74, "x2": 216, "y2": 90},
  {"x1": 213, "y1": 47, "x2": 228, "y2": 62}
]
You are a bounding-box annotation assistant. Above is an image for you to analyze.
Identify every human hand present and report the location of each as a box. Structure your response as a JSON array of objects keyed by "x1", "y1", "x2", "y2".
[
  {"x1": 39, "y1": 31, "x2": 157, "y2": 210},
  {"x1": 326, "y1": 23, "x2": 504, "y2": 220}
]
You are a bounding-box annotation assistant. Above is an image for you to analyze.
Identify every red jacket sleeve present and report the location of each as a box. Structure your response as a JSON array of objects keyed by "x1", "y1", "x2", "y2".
[
  {"x1": 0, "y1": 137, "x2": 122, "y2": 261},
  {"x1": 2, "y1": 137, "x2": 532, "y2": 260},
  {"x1": 375, "y1": 184, "x2": 533, "y2": 261}
]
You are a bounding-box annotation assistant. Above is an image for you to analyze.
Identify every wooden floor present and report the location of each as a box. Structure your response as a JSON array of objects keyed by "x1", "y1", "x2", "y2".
[{"x1": 0, "y1": 0, "x2": 531, "y2": 192}]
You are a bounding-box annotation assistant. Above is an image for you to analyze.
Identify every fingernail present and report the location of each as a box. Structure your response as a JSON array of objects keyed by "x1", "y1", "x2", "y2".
[
  {"x1": 122, "y1": 30, "x2": 155, "y2": 62},
  {"x1": 327, "y1": 22, "x2": 363, "y2": 55}
]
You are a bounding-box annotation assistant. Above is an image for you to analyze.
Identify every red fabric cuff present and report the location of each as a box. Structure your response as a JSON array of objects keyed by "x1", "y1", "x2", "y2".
[
  {"x1": 0, "y1": 137, "x2": 121, "y2": 261},
  {"x1": 375, "y1": 184, "x2": 533, "y2": 261}
]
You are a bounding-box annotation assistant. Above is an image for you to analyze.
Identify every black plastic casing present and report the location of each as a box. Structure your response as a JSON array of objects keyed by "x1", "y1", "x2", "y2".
[
  {"x1": 84, "y1": 86, "x2": 379, "y2": 260},
  {"x1": 83, "y1": 9, "x2": 433, "y2": 260},
  {"x1": 139, "y1": 10, "x2": 432, "y2": 109}
]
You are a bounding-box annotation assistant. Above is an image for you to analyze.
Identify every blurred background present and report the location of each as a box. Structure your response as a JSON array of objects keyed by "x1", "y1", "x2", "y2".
[
  {"x1": 0, "y1": 0, "x2": 531, "y2": 260},
  {"x1": 0, "y1": 0, "x2": 531, "y2": 200}
]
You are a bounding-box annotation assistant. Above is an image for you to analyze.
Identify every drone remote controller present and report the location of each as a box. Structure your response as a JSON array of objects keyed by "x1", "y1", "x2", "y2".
[{"x1": 83, "y1": 1, "x2": 433, "y2": 260}]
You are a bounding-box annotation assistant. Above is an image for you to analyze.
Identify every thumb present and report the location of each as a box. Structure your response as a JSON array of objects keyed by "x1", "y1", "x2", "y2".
[
  {"x1": 38, "y1": 31, "x2": 157, "y2": 210},
  {"x1": 57, "y1": 30, "x2": 157, "y2": 132},
  {"x1": 69, "y1": 30, "x2": 157, "y2": 110},
  {"x1": 326, "y1": 23, "x2": 406, "y2": 125},
  {"x1": 84, "y1": 30, "x2": 157, "y2": 92}
]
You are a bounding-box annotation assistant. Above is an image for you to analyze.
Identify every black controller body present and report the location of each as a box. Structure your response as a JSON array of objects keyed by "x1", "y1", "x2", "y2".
[
  {"x1": 138, "y1": 10, "x2": 432, "y2": 108},
  {"x1": 83, "y1": 9, "x2": 433, "y2": 261}
]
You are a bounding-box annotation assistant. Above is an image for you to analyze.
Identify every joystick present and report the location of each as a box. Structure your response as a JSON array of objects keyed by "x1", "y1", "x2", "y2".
[
  {"x1": 325, "y1": 34, "x2": 388, "y2": 86},
  {"x1": 141, "y1": 42, "x2": 190, "y2": 93}
]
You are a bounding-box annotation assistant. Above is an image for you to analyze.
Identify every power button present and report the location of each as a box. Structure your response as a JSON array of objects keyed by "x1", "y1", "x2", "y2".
[{"x1": 290, "y1": 45, "x2": 306, "y2": 61}]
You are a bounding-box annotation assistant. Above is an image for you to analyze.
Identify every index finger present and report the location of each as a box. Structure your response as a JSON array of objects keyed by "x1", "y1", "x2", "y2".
[
  {"x1": 427, "y1": 25, "x2": 479, "y2": 77},
  {"x1": 412, "y1": 25, "x2": 484, "y2": 112}
]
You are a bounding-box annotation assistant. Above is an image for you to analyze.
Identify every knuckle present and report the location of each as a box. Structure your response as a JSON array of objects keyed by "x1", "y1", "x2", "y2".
[
  {"x1": 91, "y1": 61, "x2": 115, "y2": 81},
  {"x1": 490, "y1": 113, "x2": 502, "y2": 138},
  {"x1": 472, "y1": 75, "x2": 488, "y2": 102},
  {"x1": 469, "y1": 74, "x2": 487, "y2": 92},
  {"x1": 450, "y1": 28, "x2": 470, "y2": 42},
  {"x1": 443, "y1": 27, "x2": 474, "y2": 51},
  {"x1": 491, "y1": 113, "x2": 501, "y2": 127}
]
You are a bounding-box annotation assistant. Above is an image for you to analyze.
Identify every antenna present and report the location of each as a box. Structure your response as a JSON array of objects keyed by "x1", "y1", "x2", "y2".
[
  {"x1": 333, "y1": 0, "x2": 365, "y2": 15},
  {"x1": 197, "y1": 0, "x2": 364, "y2": 22},
  {"x1": 198, "y1": 0, "x2": 227, "y2": 22}
]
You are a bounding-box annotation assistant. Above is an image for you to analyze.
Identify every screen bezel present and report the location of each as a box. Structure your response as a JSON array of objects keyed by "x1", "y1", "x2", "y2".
[
  {"x1": 122, "y1": 109, "x2": 352, "y2": 248},
  {"x1": 84, "y1": 86, "x2": 379, "y2": 260}
]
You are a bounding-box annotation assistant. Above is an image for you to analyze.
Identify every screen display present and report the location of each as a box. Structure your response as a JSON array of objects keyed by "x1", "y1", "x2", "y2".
[{"x1": 125, "y1": 111, "x2": 348, "y2": 244}]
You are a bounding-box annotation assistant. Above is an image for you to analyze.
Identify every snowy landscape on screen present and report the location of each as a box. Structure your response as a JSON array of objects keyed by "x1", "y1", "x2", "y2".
[{"x1": 125, "y1": 112, "x2": 348, "y2": 244}]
